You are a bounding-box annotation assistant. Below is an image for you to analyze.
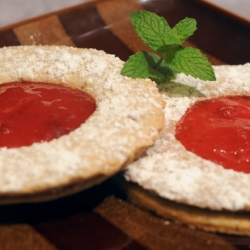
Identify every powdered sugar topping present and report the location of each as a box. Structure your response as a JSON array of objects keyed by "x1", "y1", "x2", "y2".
[
  {"x1": 125, "y1": 63, "x2": 250, "y2": 211},
  {"x1": 0, "y1": 45, "x2": 165, "y2": 201}
]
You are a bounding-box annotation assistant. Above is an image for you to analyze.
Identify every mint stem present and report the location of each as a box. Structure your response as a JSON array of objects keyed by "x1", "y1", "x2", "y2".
[{"x1": 153, "y1": 56, "x2": 163, "y2": 70}]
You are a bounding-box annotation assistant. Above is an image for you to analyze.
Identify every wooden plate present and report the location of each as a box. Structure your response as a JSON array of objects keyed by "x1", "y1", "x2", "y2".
[{"x1": 0, "y1": 0, "x2": 250, "y2": 249}]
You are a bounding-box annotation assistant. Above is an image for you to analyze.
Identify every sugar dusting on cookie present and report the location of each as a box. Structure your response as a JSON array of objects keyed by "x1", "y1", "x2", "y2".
[
  {"x1": 125, "y1": 63, "x2": 250, "y2": 211},
  {"x1": 0, "y1": 46, "x2": 165, "y2": 200}
]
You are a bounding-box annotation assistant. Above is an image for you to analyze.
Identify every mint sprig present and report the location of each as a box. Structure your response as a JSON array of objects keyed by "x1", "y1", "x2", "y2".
[{"x1": 121, "y1": 10, "x2": 216, "y2": 82}]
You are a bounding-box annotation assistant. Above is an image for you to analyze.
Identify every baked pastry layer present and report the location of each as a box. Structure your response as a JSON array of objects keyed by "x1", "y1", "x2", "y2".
[
  {"x1": 125, "y1": 63, "x2": 250, "y2": 212},
  {"x1": 0, "y1": 45, "x2": 165, "y2": 203},
  {"x1": 119, "y1": 177, "x2": 250, "y2": 236}
]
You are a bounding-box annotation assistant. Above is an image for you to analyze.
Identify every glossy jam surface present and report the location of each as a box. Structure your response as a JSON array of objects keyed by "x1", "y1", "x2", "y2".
[
  {"x1": 175, "y1": 96, "x2": 250, "y2": 173},
  {"x1": 0, "y1": 82, "x2": 96, "y2": 148}
]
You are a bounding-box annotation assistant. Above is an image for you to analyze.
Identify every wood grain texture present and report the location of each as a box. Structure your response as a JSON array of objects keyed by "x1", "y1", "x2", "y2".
[
  {"x1": 58, "y1": 3, "x2": 133, "y2": 60},
  {"x1": 0, "y1": 29, "x2": 20, "y2": 47},
  {"x1": 95, "y1": 196, "x2": 240, "y2": 250},
  {"x1": 96, "y1": 0, "x2": 147, "y2": 53},
  {"x1": 0, "y1": 224, "x2": 57, "y2": 250},
  {"x1": 0, "y1": 0, "x2": 249, "y2": 249},
  {"x1": 13, "y1": 15, "x2": 75, "y2": 46}
]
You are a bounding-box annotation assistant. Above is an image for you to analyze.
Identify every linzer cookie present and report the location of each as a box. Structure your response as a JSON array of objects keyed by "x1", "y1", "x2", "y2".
[
  {"x1": 0, "y1": 45, "x2": 165, "y2": 204},
  {"x1": 118, "y1": 10, "x2": 250, "y2": 236},
  {"x1": 123, "y1": 63, "x2": 250, "y2": 235}
]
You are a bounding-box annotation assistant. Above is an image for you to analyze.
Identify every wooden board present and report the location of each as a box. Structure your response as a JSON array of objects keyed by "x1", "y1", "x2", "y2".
[{"x1": 0, "y1": 0, "x2": 250, "y2": 249}]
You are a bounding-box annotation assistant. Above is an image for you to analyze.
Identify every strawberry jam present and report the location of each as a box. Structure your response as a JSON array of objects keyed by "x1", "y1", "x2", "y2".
[
  {"x1": 0, "y1": 81, "x2": 96, "y2": 148},
  {"x1": 175, "y1": 96, "x2": 250, "y2": 173}
]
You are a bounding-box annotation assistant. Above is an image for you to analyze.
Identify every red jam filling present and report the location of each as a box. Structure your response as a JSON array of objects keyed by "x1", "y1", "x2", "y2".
[
  {"x1": 175, "y1": 96, "x2": 250, "y2": 173},
  {"x1": 0, "y1": 81, "x2": 96, "y2": 148}
]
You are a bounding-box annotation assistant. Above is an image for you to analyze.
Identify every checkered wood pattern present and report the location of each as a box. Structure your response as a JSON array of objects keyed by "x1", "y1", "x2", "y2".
[{"x1": 0, "y1": 0, "x2": 249, "y2": 249}]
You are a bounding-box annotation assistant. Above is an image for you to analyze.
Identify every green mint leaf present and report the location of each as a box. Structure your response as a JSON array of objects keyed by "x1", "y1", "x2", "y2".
[
  {"x1": 149, "y1": 53, "x2": 176, "y2": 79},
  {"x1": 130, "y1": 10, "x2": 181, "y2": 53},
  {"x1": 121, "y1": 11, "x2": 216, "y2": 83},
  {"x1": 164, "y1": 47, "x2": 216, "y2": 81},
  {"x1": 172, "y1": 18, "x2": 197, "y2": 43},
  {"x1": 121, "y1": 51, "x2": 166, "y2": 80},
  {"x1": 163, "y1": 33, "x2": 183, "y2": 47}
]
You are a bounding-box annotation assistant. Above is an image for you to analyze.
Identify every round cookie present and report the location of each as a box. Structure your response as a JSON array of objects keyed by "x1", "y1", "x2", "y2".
[
  {"x1": 123, "y1": 63, "x2": 250, "y2": 235},
  {"x1": 0, "y1": 45, "x2": 165, "y2": 204}
]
